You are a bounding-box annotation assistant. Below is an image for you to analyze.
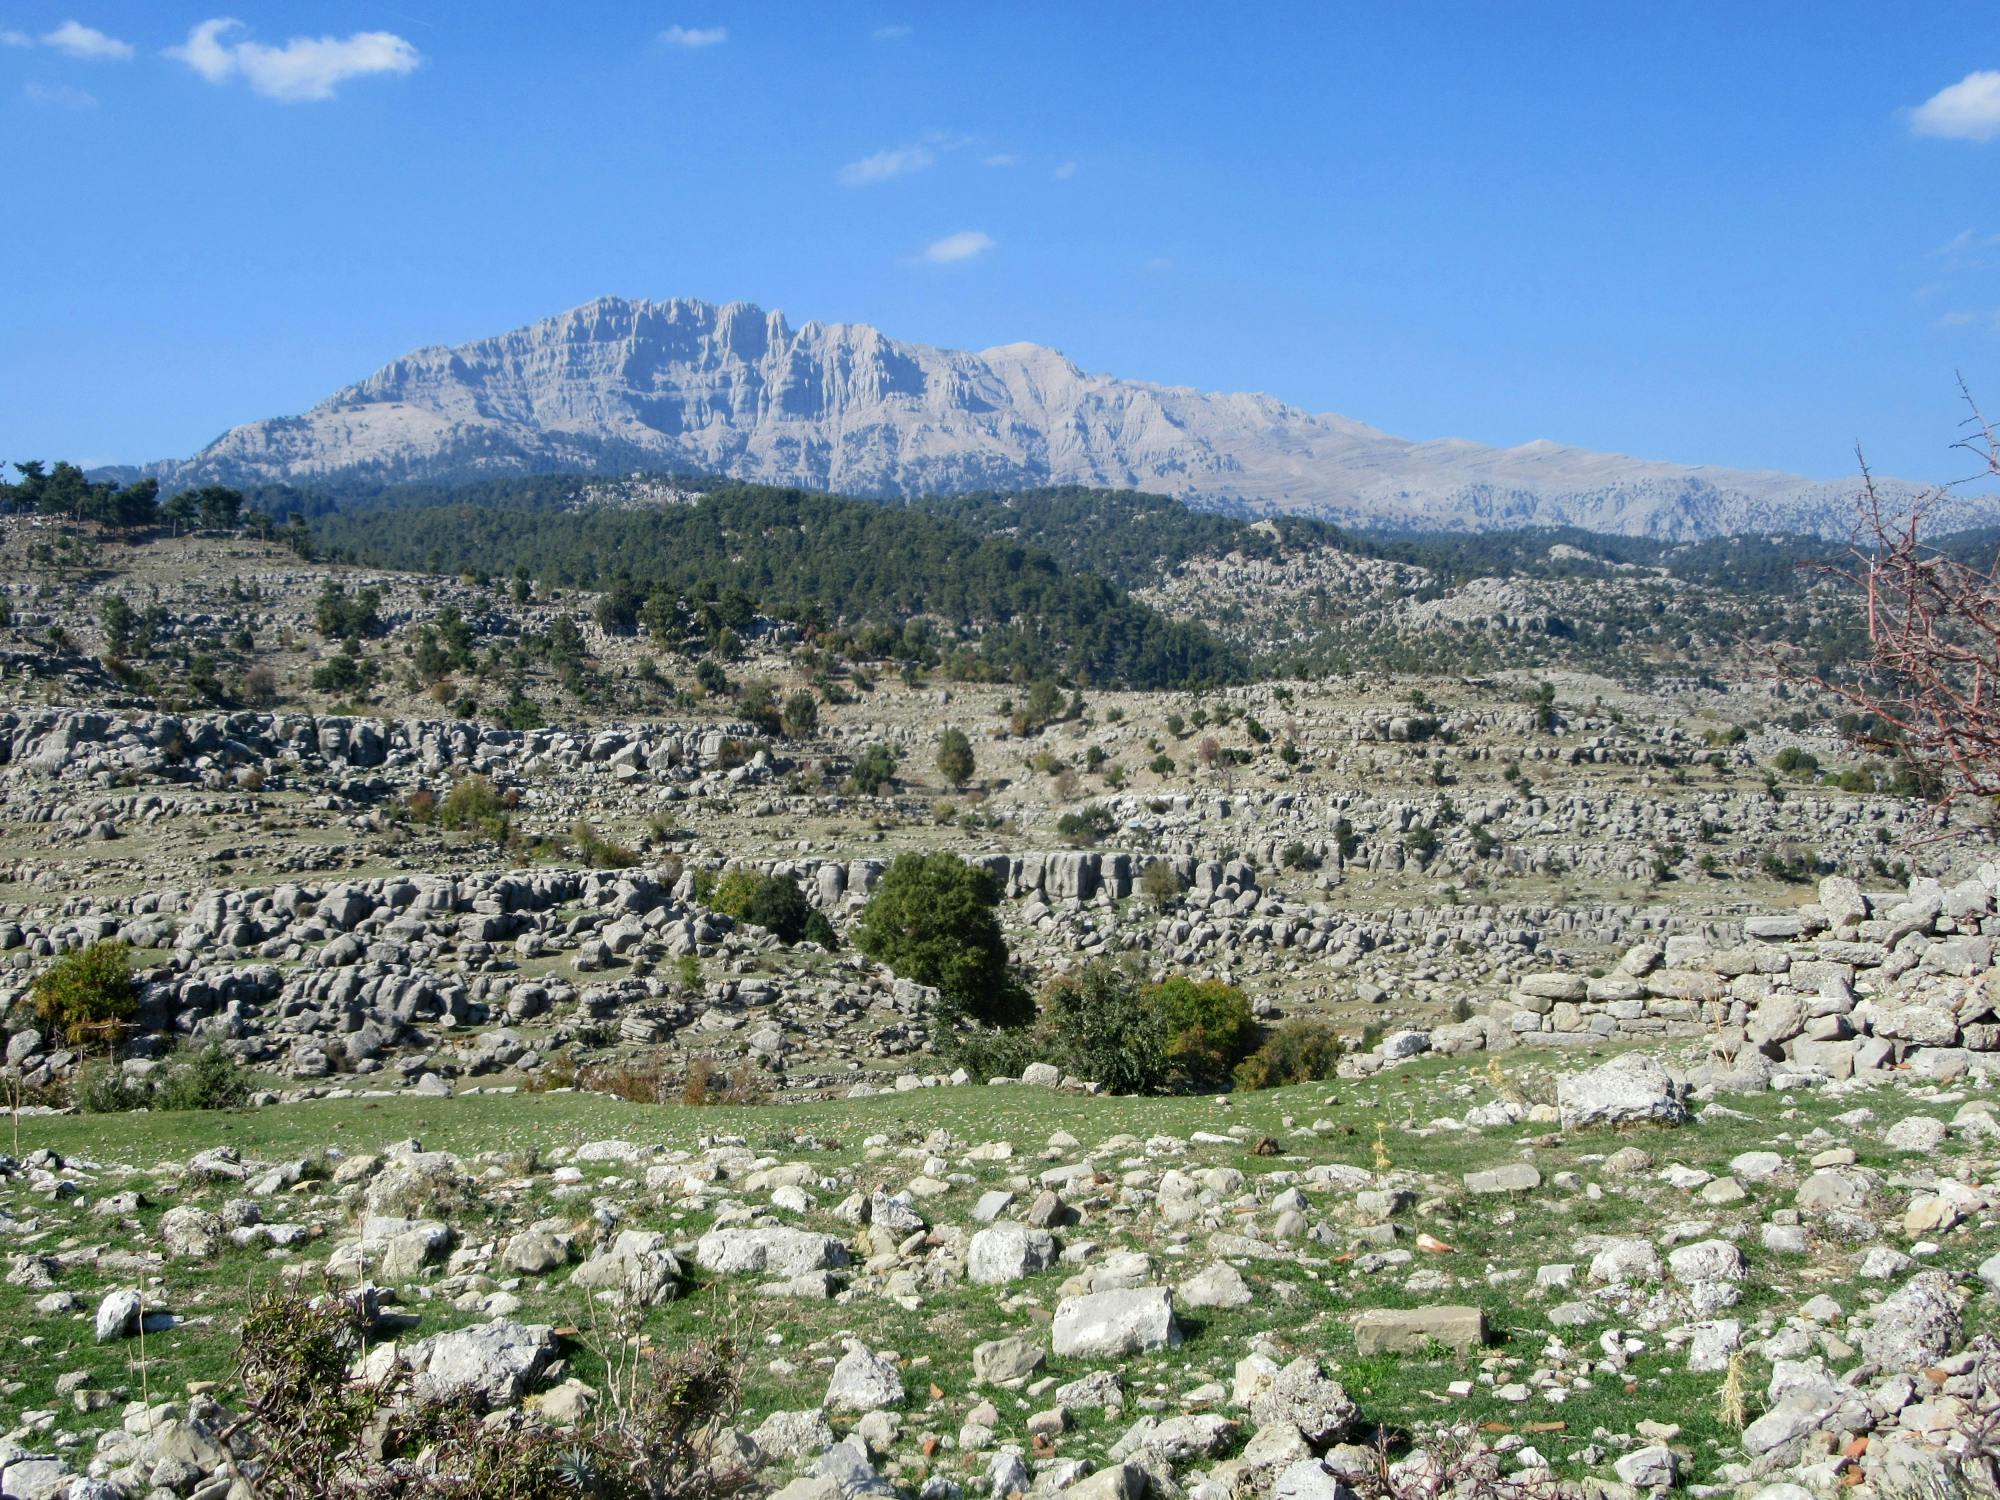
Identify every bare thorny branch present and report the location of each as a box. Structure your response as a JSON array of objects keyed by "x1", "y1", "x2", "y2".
[{"x1": 1799, "y1": 383, "x2": 2000, "y2": 826}]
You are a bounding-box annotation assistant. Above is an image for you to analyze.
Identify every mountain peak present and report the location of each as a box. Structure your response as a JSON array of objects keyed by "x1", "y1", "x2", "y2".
[{"x1": 159, "y1": 296, "x2": 1949, "y2": 538}]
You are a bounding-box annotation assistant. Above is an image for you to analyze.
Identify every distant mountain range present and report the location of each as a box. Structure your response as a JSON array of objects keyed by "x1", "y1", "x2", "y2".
[{"x1": 150, "y1": 295, "x2": 1954, "y2": 538}]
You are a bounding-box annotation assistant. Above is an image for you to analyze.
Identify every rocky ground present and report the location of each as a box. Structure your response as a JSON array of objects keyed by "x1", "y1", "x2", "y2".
[
  {"x1": 0, "y1": 1040, "x2": 1994, "y2": 1499},
  {"x1": 0, "y1": 527, "x2": 1995, "y2": 1498}
]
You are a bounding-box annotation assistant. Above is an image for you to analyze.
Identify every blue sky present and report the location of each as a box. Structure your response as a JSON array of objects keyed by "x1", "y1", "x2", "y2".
[{"x1": 4, "y1": 3, "x2": 1999, "y2": 484}]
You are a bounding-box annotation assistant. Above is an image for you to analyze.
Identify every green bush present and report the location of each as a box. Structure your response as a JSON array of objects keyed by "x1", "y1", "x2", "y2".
[
  {"x1": 1148, "y1": 976, "x2": 1257, "y2": 1086},
  {"x1": 1234, "y1": 1019, "x2": 1345, "y2": 1090},
  {"x1": 854, "y1": 852, "x2": 1028, "y2": 1027},
  {"x1": 155, "y1": 1041, "x2": 251, "y2": 1111},
  {"x1": 780, "y1": 690, "x2": 819, "y2": 741},
  {"x1": 571, "y1": 820, "x2": 639, "y2": 869},
  {"x1": 954, "y1": 965, "x2": 1258, "y2": 1095},
  {"x1": 76, "y1": 1059, "x2": 149, "y2": 1113},
  {"x1": 707, "y1": 867, "x2": 762, "y2": 921},
  {"x1": 803, "y1": 909, "x2": 840, "y2": 950},
  {"x1": 1774, "y1": 746, "x2": 1820, "y2": 777},
  {"x1": 1055, "y1": 803, "x2": 1115, "y2": 847},
  {"x1": 743, "y1": 874, "x2": 811, "y2": 944},
  {"x1": 30, "y1": 940, "x2": 137, "y2": 1049},
  {"x1": 847, "y1": 742, "x2": 899, "y2": 796},
  {"x1": 1032, "y1": 964, "x2": 1171, "y2": 1095},
  {"x1": 437, "y1": 774, "x2": 510, "y2": 839}
]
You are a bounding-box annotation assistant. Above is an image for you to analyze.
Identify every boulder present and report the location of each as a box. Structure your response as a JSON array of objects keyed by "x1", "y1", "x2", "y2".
[
  {"x1": 1350, "y1": 1305, "x2": 1486, "y2": 1355},
  {"x1": 1248, "y1": 1357, "x2": 1359, "y2": 1447},
  {"x1": 1051, "y1": 1288, "x2": 1180, "y2": 1358},
  {"x1": 409, "y1": 1320, "x2": 557, "y2": 1406},
  {"x1": 1557, "y1": 1053, "x2": 1688, "y2": 1130},
  {"x1": 966, "y1": 1222, "x2": 1058, "y2": 1285},
  {"x1": 1858, "y1": 1271, "x2": 1961, "y2": 1371},
  {"x1": 695, "y1": 1227, "x2": 849, "y2": 1277},
  {"x1": 823, "y1": 1344, "x2": 904, "y2": 1413},
  {"x1": 93, "y1": 1289, "x2": 142, "y2": 1344}
]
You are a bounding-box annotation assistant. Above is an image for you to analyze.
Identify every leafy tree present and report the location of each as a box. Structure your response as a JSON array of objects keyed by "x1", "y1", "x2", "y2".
[
  {"x1": 1139, "y1": 859, "x2": 1185, "y2": 908},
  {"x1": 192, "y1": 485, "x2": 244, "y2": 531},
  {"x1": 1025, "y1": 677, "x2": 1064, "y2": 727},
  {"x1": 312, "y1": 583, "x2": 383, "y2": 639},
  {"x1": 595, "y1": 575, "x2": 643, "y2": 635},
  {"x1": 309, "y1": 647, "x2": 371, "y2": 695},
  {"x1": 853, "y1": 852, "x2": 1028, "y2": 1027},
  {"x1": 936, "y1": 726, "x2": 975, "y2": 788},
  {"x1": 30, "y1": 940, "x2": 138, "y2": 1049}
]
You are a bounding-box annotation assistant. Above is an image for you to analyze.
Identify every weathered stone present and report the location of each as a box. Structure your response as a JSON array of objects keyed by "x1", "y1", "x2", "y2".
[
  {"x1": 1557, "y1": 1052, "x2": 1688, "y2": 1130},
  {"x1": 1350, "y1": 1305, "x2": 1485, "y2": 1355},
  {"x1": 1051, "y1": 1288, "x2": 1180, "y2": 1358},
  {"x1": 1463, "y1": 1162, "x2": 1541, "y2": 1194}
]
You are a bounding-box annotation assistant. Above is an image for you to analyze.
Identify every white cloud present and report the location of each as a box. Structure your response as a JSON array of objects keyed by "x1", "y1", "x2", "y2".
[
  {"x1": 24, "y1": 80, "x2": 96, "y2": 106},
  {"x1": 982, "y1": 152, "x2": 1017, "y2": 168},
  {"x1": 659, "y1": 24, "x2": 727, "y2": 47},
  {"x1": 922, "y1": 229, "x2": 994, "y2": 264},
  {"x1": 1142, "y1": 256, "x2": 1173, "y2": 272},
  {"x1": 166, "y1": 18, "x2": 420, "y2": 102},
  {"x1": 1937, "y1": 308, "x2": 2000, "y2": 332},
  {"x1": 838, "y1": 144, "x2": 934, "y2": 187},
  {"x1": 1052, "y1": 159, "x2": 1078, "y2": 179},
  {"x1": 42, "y1": 20, "x2": 132, "y2": 60},
  {"x1": 872, "y1": 24, "x2": 911, "y2": 40},
  {"x1": 0, "y1": 29, "x2": 32, "y2": 47},
  {"x1": 1911, "y1": 70, "x2": 2000, "y2": 141}
]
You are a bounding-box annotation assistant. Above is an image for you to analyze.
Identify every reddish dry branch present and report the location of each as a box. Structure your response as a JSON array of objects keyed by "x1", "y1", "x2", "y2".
[{"x1": 1804, "y1": 404, "x2": 2000, "y2": 810}]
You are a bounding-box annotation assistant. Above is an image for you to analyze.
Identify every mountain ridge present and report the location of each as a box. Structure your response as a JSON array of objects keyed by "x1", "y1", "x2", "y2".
[{"x1": 154, "y1": 294, "x2": 1952, "y2": 538}]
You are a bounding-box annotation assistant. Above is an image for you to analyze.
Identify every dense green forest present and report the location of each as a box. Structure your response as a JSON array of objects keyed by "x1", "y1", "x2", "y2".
[
  {"x1": 308, "y1": 484, "x2": 1242, "y2": 690},
  {"x1": 255, "y1": 467, "x2": 1888, "y2": 594}
]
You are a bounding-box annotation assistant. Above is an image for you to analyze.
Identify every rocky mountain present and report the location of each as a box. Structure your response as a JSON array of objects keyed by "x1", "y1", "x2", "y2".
[{"x1": 158, "y1": 295, "x2": 1946, "y2": 537}]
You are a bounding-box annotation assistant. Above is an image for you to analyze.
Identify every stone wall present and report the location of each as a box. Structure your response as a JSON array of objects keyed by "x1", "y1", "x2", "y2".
[{"x1": 1497, "y1": 870, "x2": 2000, "y2": 1082}]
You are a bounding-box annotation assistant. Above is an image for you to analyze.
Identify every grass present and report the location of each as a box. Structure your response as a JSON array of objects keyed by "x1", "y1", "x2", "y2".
[{"x1": 3, "y1": 1048, "x2": 1993, "y2": 1488}]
